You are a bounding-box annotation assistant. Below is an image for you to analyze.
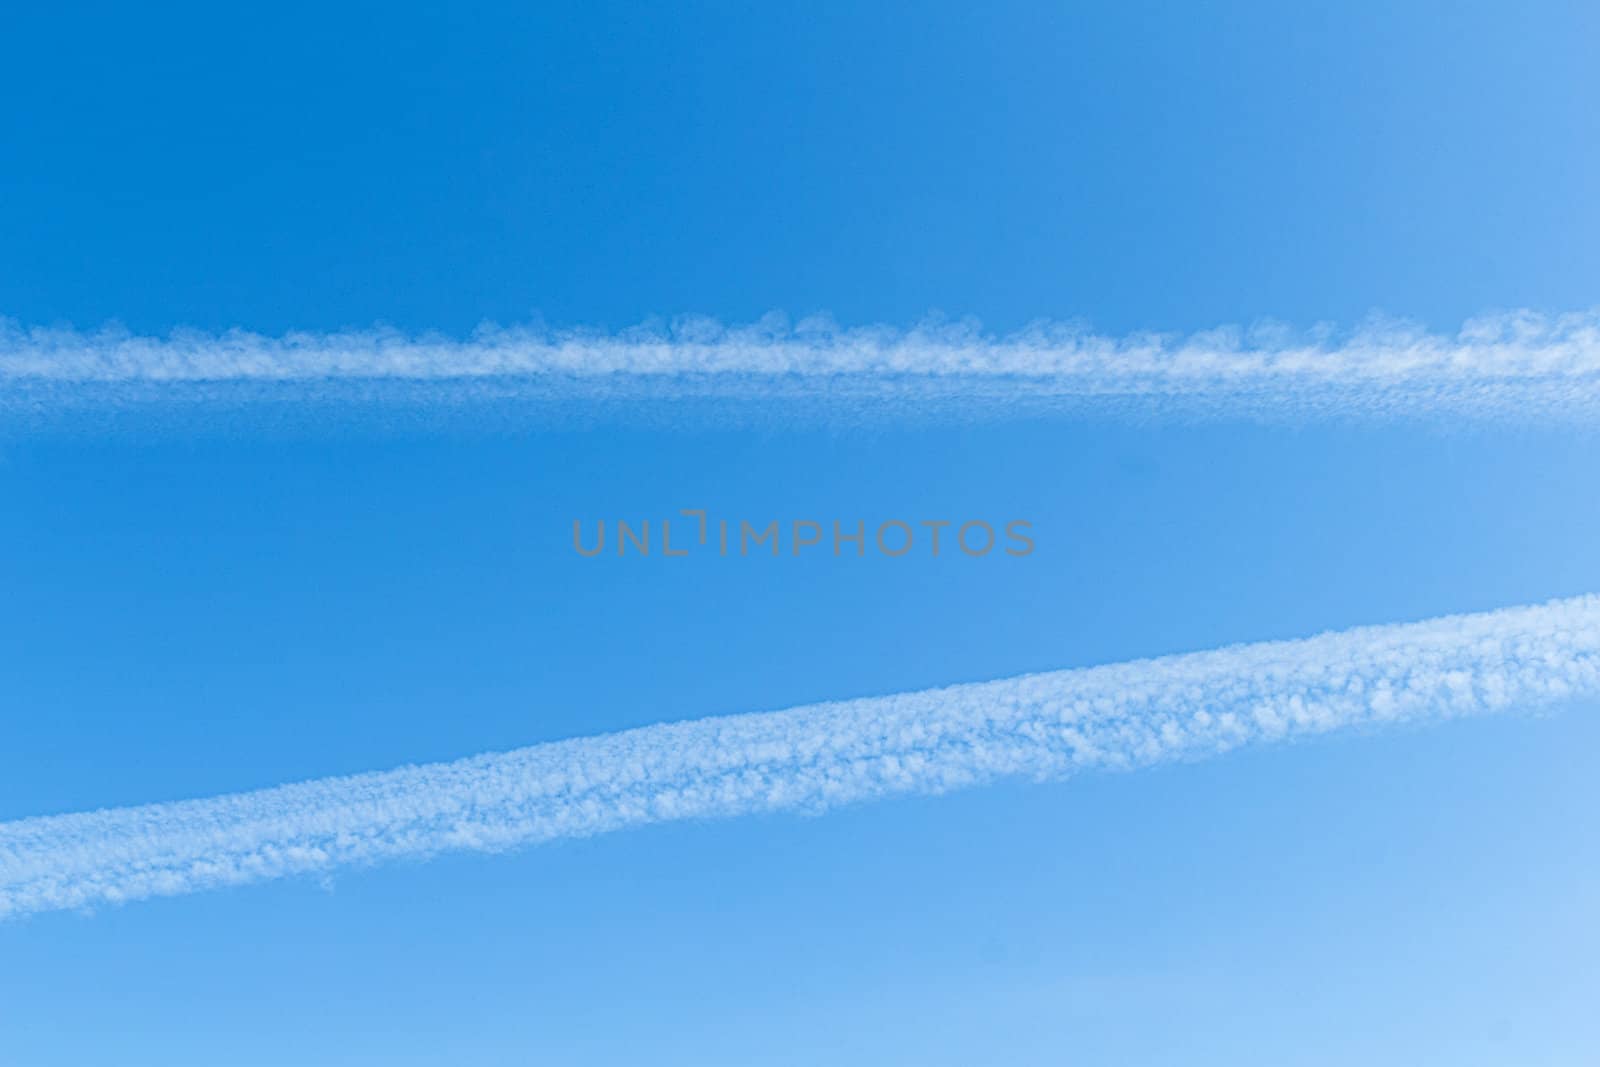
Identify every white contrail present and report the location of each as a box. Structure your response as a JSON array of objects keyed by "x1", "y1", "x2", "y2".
[
  {"x1": 6, "y1": 309, "x2": 1600, "y2": 418},
  {"x1": 3, "y1": 594, "x2": 1597, "y2": 921}
]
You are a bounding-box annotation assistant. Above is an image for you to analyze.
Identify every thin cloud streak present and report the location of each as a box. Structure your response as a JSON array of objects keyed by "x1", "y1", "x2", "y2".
[
  {"x1": 4, "y1": 594, "x2": 1598, "y2": 920},
  {"x1": 6, "y1": 310, "x2": 1600, "y2": 419}
]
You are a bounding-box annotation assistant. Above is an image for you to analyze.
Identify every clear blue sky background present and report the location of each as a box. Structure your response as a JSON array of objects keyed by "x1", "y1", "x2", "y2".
[{"x1": 2, "y1": 3, "x2": 1599, "y2": 1064}]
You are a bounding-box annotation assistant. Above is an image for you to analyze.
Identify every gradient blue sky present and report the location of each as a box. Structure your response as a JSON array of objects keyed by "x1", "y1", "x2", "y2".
[{"x1": 3, "y1": 2, "x2": 1599, "y2": 1064}]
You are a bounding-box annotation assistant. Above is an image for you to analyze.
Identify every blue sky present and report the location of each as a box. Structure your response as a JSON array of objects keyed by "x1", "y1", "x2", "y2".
[
  {"x1": 5, "y1": 0, "x2": 1599, "y2": 335},
  {"x1": 3, "y1": 2, "x2": 1600, "y2": 1064}
]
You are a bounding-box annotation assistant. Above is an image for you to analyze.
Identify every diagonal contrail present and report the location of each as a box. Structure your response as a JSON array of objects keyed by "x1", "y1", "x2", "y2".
[
  {"x1": 7, "y1": 310, "x2": 1600, "y2": 419},
  {"x1": 3, "y1": 594, "x2": 1597, "y2": 921}
]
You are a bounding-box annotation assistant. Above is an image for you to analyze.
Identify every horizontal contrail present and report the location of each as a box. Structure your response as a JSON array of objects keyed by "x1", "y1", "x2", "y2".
[
  {"x1": 6, "y1": 310, "x2": 1600, "y2": 419},
  {"x1": 3, "y1": 594, "x2": 1598, "y2": 921}
]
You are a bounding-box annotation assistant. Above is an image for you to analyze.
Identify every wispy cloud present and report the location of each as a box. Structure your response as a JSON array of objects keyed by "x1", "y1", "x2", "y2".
[
  {"x1": 6, "y1": 309, "x2": 1600, "y2": 420},
  {"x1": 3, "y1": 594, "x2": 1597, "y2": 921}
]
